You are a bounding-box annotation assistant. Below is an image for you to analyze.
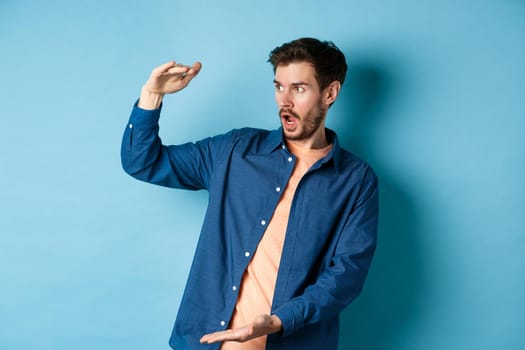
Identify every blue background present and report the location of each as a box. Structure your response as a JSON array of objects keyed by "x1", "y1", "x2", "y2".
[{"x1": 1, "y1": 1, "x2": 524, "y2": 349}]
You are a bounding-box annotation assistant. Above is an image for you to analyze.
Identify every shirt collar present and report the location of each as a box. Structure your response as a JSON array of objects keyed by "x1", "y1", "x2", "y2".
[
  {"x1": 263, "y1": 127, "x2": 344, "y2": 171},
  {"x1": 263, "y1": 128, "x2": 286, "y2": 153}
]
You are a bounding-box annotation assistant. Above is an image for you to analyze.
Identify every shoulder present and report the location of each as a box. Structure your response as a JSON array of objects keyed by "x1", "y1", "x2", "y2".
[
  {"x1": 230, "y1": 127, "x2": 273, "y2": 139},
  {"x1": 228, "y1": 127, "x2": 280, "y2": 151},
  {"x1": 336, "y1": 147, "x2": 378, "y2": 186},
  {"x1": 197, "y1": 127, "x2": 270, "y2": 146},
  {"x1": 199, "y1": 127, "x2": 277, "y2": 155}
]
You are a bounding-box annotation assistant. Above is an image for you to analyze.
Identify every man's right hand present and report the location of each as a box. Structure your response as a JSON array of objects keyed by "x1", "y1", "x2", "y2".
[{"x1": 138, "y1": 61, "x2": 202, "y2": 110}]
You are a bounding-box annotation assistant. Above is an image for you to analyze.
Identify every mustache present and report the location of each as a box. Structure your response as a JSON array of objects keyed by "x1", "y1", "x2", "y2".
[{"x1": 279, "y1": 108, "x2": 300, "y2": 120}]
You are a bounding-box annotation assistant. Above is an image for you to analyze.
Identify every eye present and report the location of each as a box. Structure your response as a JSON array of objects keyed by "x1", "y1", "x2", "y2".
[
  {"x1": 295, "y1": 86, "x2": 305, "y2": 93},
  {"x1": 275, "y1": 84, "x2": 284, "y2": 92}
]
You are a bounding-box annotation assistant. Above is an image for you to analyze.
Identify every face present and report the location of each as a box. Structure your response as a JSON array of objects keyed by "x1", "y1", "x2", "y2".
[{"x1": 274, "y1": 62, "x2": 328, "y2": 144}]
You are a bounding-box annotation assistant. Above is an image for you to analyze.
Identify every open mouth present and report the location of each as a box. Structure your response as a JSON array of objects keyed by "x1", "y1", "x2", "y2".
[{"x1": 280, "y1": 109, "x2": 299, "y2": 128}]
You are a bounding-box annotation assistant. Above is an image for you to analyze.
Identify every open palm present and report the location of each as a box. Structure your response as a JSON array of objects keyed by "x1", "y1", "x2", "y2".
[{"x1": 200, "y1": 314, "x2": 282, "y2": 345}]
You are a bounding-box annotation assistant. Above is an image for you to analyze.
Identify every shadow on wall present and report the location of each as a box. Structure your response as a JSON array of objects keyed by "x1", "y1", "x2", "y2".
[{"x1": 337, "y1": 61, "x2": 427, "y2": 349}]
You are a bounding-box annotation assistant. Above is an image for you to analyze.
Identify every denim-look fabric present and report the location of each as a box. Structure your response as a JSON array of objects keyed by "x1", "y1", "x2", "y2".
[{"x1": 121, "y1": 103, "x2": 379, "y2": 350}]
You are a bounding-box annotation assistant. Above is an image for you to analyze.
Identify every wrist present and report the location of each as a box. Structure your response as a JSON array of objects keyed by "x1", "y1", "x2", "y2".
[
  {"x1": 270, "y1": 314, "x2": 283, "y2": 334},
  {"x1": 138, "y1": 86, "x2": 164, "y2": 110}
]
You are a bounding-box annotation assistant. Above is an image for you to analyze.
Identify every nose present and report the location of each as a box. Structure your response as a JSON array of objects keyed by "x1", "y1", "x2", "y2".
[{"x1": 276, "y1": 90, "x2": 293, "y2": 109}]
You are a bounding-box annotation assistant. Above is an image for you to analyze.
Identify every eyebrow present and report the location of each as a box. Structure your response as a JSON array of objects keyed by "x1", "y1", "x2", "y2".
[{"x1": 273, "y1": 80, "x2": 310, "y2": 86}]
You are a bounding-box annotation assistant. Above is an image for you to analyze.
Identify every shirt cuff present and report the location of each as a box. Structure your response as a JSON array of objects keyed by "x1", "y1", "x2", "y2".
[
  {"x1": 272, "y1": 303, "x2": 304, "y2": 337},
  {"x1": 128, "y1": 99, "x2": 162, "y2": 127}
]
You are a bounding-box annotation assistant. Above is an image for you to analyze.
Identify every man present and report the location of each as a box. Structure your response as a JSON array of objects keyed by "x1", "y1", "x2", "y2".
[{"x1": 121, "y1": 38, "x2": 378, "y2": 349}]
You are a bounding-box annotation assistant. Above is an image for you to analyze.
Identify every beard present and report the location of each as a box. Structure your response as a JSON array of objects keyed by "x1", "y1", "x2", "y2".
[{"x1": 280, "y1": 103, "x2": 326, "y2": 141}]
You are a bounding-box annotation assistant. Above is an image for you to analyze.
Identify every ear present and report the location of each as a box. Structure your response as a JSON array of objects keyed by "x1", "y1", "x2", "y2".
[{"x1": 323, "y1": 81, "x2": 341, "y2": 106}]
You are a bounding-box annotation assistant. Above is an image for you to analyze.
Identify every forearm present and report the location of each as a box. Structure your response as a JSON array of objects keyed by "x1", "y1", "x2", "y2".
[
  {"x1": 274, "y1": 178, "x2": 379, "y2": 337},
  {"x1": 121, "y1": 101, "x2": 233, "y2": 190},
  {"x1": 121, "y1": 103, "x2": 163, "y2": 180},
  {"x1": 273, "y1": 255, "x2": 373, "y2": 337},
  {"x1": 121, "y1": 103, "x2": 192, "y2": 188}
]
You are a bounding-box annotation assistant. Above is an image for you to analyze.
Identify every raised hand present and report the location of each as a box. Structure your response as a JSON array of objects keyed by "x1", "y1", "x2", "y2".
[
  {"x1": 144, "y1": 61, "x2": 202, "y2": 94},
  {"x1": 138, "y1": 60, "x2": 202, "y2": 109}
]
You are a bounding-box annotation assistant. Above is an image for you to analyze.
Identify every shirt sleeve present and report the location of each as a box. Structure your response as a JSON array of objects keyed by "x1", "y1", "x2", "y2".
[
  {"x1": 120, "y1": 101, "x2": 234, "y2": 190},
  {"x1": 272, "y1": 167, "x2": 379, "y2": 337}
]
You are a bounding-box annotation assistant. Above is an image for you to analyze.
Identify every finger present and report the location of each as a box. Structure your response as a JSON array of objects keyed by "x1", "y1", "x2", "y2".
[
  {"x1": 190, "y1": 61, "x2": 202, "y2": 73},
  {"x1": 200, "y1": 330, "x2": 236, "y2": 343},
  {"x1": 166, "y1": 65, "x2": 192, "y2": 76},
  {"x1": 200, "y1": 328, "x2": 245, "y2": 344},
  {"x1": 178, "y1": 67, "x2": 202, "y2": 86},
  {"x1": 179, "y1": 71, "x2": 198, "y2": 85},
  {"x1": 152, "y1": 61, "x2": 177, "y2": 76},
  {"x1": 176, "y1": 61, "x2": 202, "y2": 79},
  {"x1": 200, "y1": 330, "x2": 229, "y2": 344},
  {"x1": 166, "y1": 61, "x2": 202, "y2": 78}
]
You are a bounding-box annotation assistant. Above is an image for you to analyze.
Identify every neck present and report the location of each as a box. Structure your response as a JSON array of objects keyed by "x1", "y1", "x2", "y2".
[
  {"x1": 288, "y1": 126, "x2": 329, "y2": 150},
  {"x1": 286, "y1": 127, "x2": 329, "y2": 149}
]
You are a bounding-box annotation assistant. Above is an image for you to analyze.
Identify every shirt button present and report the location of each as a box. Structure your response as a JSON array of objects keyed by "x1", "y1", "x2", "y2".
[
  {"x1": 220, "y1": 320, "x2": 226, "y2": 326},
  {"x1": 244, "y1": 251, "x2": 250, "y2": 257},
  {"x1": 232, "y1": 285, "x2": 237, "y2": 291},
  {"x1": 275, "y1": 187, "x2": 281, "y2": 192},
  {"x1": 261, "y1": 220, "x2": 266, "y2": 226},
  {"x1": 288, "y1": 157, "x2": 293, "y2": 162},
  {"x1": 281, "y1": 144, "x2": 286, "y2": 150},
  {"x1": 128, "y1": 123, "x2": 133, "y2": 128}
]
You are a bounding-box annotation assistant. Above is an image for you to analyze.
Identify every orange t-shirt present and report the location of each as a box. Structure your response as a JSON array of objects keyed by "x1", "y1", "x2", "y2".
[{"x1": 221, "y1": 141, "x2": 332, "y2": 350}]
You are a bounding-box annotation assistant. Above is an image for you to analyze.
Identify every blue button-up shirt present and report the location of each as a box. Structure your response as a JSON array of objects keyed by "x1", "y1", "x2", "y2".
[{"x1": 121, "y1": 103, "x2": 379, "y2": 349}]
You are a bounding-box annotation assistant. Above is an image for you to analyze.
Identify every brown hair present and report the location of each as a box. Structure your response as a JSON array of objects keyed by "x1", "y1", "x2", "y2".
[{"x1": 268, "y1": 37, "x2": 348, "y2": 91}]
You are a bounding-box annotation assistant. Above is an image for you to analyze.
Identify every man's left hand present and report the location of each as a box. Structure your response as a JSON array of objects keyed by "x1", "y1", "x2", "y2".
[{"x1": 200, "y1": 314, "x2": 282, "y2": 344}]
